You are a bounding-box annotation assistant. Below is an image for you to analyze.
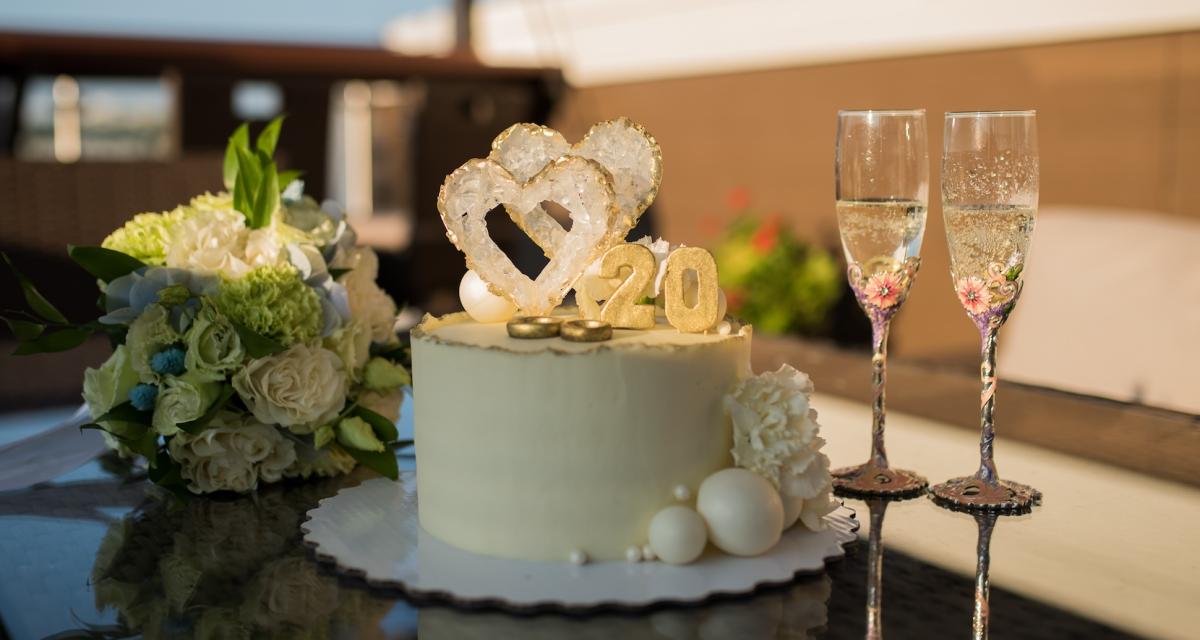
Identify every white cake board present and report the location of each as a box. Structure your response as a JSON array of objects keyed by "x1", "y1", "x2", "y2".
[{"x1": 302, "y1": 473, "x2": 858, "y2": 611}]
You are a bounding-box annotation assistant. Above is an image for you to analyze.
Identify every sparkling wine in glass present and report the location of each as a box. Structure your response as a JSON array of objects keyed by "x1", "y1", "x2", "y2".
[
  {"x1": 832, "y1": 109, "x2": 929, "y2": 496},
  {"x1": 932, "y1": 110, "x2": 1042, "y2": 511}
]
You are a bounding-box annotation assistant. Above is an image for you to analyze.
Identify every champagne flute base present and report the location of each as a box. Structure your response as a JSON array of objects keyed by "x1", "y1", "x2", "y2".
[
  {"x1": 930, "y1": 476, "x2": 1041, "y2": 513},
  {"x1": 832, "y1": 463, "x2": 927, "y2": 498}
]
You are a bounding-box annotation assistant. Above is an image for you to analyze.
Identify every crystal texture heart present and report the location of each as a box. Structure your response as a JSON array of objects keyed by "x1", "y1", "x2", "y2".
[
  {"x1": 437, "y1": 156, "x2": 618, "y2": 315},
  {"x1": 489, "y1": 117, "x2": 662, "y2": 257}
]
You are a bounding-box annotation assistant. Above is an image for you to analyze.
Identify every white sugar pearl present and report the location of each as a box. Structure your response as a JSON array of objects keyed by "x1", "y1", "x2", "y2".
[
  {"x1": 673, "y1": 484, "x2": 692, "y2": 502},
  {"x1": 459, "y1": 270, "x2": 517, "y2": 323},
  {"x1": 642, "y1": 544, "x2": 656, "y2": 561},
  {"x1": 569, "y1": 549, "x2": 589, "y2": 565},
  {"x1": 648, "y1": 505, "x2": 707, "y2": 565},
  {"x1": 697, "y1": 468, "x2": 784, "y2": 556},
  {"x1": 625, "y1": 545, "x2": 643, "y2": 563}
]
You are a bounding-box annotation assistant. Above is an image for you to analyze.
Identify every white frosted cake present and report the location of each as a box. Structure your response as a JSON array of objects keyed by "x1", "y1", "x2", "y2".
[
  {"x1": 413, "y1": 117, "x2": 836, "y2": 566},
  {"x1": 412, "y1": 311, "x2": 751, "y2": 561}
]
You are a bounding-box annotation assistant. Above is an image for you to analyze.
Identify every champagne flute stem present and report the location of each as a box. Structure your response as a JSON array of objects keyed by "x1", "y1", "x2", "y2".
[
  {"x1": 976, "y1": 327, "x2": 1000, "y2": 486},
  {"x1": 972, "y1": 512, "x2": 997, "y2": 640},
  {"x1": 869, "y1": 318, "x2": 891, "y2": 469},
  {"x1": 866, "y1": 499, "x2": 888, "y2": 640}
]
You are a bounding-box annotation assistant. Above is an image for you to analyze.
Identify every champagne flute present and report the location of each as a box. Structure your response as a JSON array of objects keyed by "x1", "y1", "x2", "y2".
[
  {"x1": 832, "y1": 109, "x2": 929, "y2": 496},
  {"x1": 932, "y1": 110, "x2": 1042, "y2": 511}
]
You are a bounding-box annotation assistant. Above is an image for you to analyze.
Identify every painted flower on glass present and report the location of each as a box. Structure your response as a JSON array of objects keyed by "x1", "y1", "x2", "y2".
[
  {"x1": 863, "y1": 271, "x2": 904, "y2": 309},
  {"x1": 956, "y1": 276, "x2": 993, "y2": 315}
]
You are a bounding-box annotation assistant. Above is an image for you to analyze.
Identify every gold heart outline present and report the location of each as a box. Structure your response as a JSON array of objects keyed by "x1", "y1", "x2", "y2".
[
  {"x1": 488, "y1": 117, "x2": 663, "y2": 259},
  {"x1": 437, "y1": 155, "x2": 620, "y2": 315}
]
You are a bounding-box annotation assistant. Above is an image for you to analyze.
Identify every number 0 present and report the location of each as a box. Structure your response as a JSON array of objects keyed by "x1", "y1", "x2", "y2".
[{"x1": 663, "y1": 247, "x2": 720, "y2": 332}]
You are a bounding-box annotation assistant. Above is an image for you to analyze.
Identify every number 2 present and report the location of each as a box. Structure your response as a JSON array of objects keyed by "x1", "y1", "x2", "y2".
[{"x1": 598, "y1": 243, "x2": 657, "y2": 329}]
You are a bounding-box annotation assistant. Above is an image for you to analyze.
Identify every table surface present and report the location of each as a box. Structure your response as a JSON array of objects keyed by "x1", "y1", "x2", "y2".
[{"x1": 0, "y1": 391, "x2": 1196, "y2": 640}]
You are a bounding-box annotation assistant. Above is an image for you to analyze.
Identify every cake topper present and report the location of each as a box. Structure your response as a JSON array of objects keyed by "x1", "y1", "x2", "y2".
[{"x1": 438, "y1": 118, "x2": 662, "y2": 316}]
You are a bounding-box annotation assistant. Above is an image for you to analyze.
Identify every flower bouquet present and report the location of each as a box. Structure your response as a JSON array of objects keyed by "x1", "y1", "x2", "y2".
[{"x1": 1, "y1": 118, "x2": 410, "y2": 494}]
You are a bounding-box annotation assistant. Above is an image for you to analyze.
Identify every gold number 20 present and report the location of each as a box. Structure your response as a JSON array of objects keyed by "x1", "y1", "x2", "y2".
[{"x1": 598, "y1": 243, "x2": 656, "y2": 329}]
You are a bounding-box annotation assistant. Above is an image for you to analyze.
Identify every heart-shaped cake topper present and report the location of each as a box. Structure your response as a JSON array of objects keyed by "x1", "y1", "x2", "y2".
[
  {"x1": 489, "y1": 117, "x2": 662, "y2": 257},
  {"x1": 437, "y1": 156, "x2": 618, "y2": 315}
]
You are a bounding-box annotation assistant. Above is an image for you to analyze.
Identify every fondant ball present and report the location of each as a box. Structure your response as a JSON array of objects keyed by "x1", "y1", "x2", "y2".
[
  {"x1": 697, "y1": 468, "x2": 784, "y2": 556},
  {"x1": 459, "y1": 270, "x2": 517, "y2": 323},
  {"x1": 648, "y1": 505, "x2": 708, "y2": 565}
]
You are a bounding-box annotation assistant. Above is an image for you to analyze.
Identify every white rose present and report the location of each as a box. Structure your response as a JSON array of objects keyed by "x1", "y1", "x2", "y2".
[
  {"x1": 357, "y1": 388, "x2": 403, "y2": 424},
  {"x1": 168, "y1": 413, "x2": 296, "y2": 494},
  {"x1": 152, "y1": 373, "x2": 220, "y2": 436},
  {"x1": 241, "y1": 557, "x2": 338, "y2": 630},
  {"x1": 243, "y1": 227, "x2": 287, "y2": 269},
  {"x1": 726, "y1": 365, "x2": 827, "y2": 501},
  {"x1": 166, "y1": 208, "x2": 251, "y2": 278},
  {"x1": 125, "y1": 303, "x2": 179, "y2": 383},
  {"x1": 232, "y1": 343, "x2": 347, "y2": 433},
  {"x1": 322, "y1": 319, "x2": 371, "y2": 380},
  {"x1": 338, "y1": 247, "x2": 398, "y2": 344}
]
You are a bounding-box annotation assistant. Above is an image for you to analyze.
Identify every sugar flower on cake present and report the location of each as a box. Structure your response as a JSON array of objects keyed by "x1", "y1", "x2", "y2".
[
  {"x1": 956, "y1": 275, "x2": 993, "y2": 315},
  {"x1": 725, "y1": 364, "x2": 838, "y2": 530},
  {"x1": 862, "y1": 271, "x2": 904, "y2": 309},
  {"x1": 3, "y1": 117, "x2": 411, "y2": 494}
]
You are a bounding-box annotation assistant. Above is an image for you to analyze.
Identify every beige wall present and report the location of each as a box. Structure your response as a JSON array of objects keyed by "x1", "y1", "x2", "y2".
[{"x1": 553, "y1": 31, "x2": 1200, "y2": 363}]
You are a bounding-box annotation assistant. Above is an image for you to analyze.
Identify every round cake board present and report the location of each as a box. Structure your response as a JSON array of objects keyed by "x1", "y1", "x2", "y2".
[{"x1": 302, "y1": 473, "x2": 859, "y2": 611}]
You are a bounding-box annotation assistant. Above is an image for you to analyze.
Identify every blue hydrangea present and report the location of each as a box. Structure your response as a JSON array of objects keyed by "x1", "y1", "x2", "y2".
[
  {"x1": 129, "y1": 383, "x2": 159, "y2": 411},
  {"x1": 150, "y1": 346, "x2": 187, "y2": 376}
]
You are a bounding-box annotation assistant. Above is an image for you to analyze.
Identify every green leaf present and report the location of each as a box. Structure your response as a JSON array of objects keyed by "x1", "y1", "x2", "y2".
[
  {"x1": 277, "y1": 169, "x2": 303, "y2": 192},
  {"x1": 148, "y1": 448, "x2": 185, "y2": 489},
  {"x1": 230, "y1": 320, "x2": 286, "y2": 358},
  {"x1": 131, "y1": 429, "x2": 159, "y2": 461},
  {"x1": 2, "y1": 316, "x2": 44, "y2": 340},
  {"x1": 176, "y1": 385, "x2": 235, "y2": 435},
  {"x1": 1, "y1": 252, "x2": 67, "y2": 324},
  {"x1": 235, "y1": 146, "x2": 263, "y2": 195},
  {"x1": 352, "y1": 406, "x2": 399, "y2": 442},
  {"x1": 68, "y1": 245, "x2": 145, "y2": 283},
  {"x1": 344, "y1": 443, "x2": 399, "y2": 480},
  {"x1": 328, "y1": 268, "x2": 352, "y2": 280},
  {"x1": 250, "y1": 149, "x2": 280, "y2": 229},
  {"x1": 223, "y1": 123, "x2": 250, "y2": 190},
  {"x1": 12, "y1": 327, "x2": 91, "y2": 354},
  {"x1": 255, "y1": 114, "x2": 285, "y2": 157},
  {"x1": 233, "y1": 166, "x2": 253, "y2": 221},
  {"x1": 1005, "y1": 264, "x2": 1024, "y2": 282},
  {"x1": 95, "y1": 401, "x2": 153, "y2": 426}
]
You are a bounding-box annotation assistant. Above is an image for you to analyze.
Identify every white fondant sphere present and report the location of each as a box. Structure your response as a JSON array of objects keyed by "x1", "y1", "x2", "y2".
[
  {"x1": 459, "y1": 270, "x2": 517, "y2": 323},
  {"x1": 568, "y1": 549, "x2": 589, "y2": 565},
  {"x1": 673, "y1": 484, "x2": 692, "y2": 502},
  {"x1": 642, "y1": 544, "x2": 656, "y2": 561},
  {"x1": 625, "y1": 545, "x2": 643, "y2": 563},
  {"x1": 648, "y1": 505, "x2": 708, "y2": 565},
  {"x1": 697, "y1": 468, "x2": 784, "y2": 556},
  {"x1": 781, "y1": 495, "x2": 804, "y2": 530}
]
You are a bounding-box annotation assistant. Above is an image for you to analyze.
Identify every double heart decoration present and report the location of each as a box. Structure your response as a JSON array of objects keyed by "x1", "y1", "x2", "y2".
[{"x1": 436, "y1": 118, "x2": 663, "y2": 316}]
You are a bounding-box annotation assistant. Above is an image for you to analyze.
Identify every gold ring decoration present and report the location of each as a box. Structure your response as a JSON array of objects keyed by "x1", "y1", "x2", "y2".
[
  {"x1": 560, "y1": 319, "x2": 613, "y2": 343},
  {"x1": 506, "y1": 316, "x2": 562, "y2": 339}
]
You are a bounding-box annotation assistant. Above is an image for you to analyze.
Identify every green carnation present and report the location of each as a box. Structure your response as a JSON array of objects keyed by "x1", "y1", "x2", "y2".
[
  {"x1": 184, "y1": 302, "x2": 245, "y2": 381},
  {"x1": 126, "y1": 304, "x2": 180, "y2": 382},
  {"x1": 336, "y1": 416, "x2": 384, "y2": 452},
  {"x1": 101, "y1": 206, "x2": 195, "y2": 266},
  {"x1": 363, "y1": 357, "x2": 410, "y2": 391},
  {"x1": 214, "y1": 264, "x2": 322, "y2": 346}
]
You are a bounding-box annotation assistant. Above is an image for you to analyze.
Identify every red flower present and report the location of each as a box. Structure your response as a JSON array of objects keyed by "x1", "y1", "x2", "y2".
[
  {"x1": 726, "y1": 186, "x2": 751, "y2": 211},
  {"x1": 724, "y1": 288, "x2": 746, "y2": 311},
  {"x1": 751, "y1": 216, "x2": 781, "y2": 254}
]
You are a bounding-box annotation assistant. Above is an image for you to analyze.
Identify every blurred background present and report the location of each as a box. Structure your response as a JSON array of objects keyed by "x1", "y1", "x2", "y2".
[{"x1": 0, "y1": 0, "x2": 1197, "y2": 417}]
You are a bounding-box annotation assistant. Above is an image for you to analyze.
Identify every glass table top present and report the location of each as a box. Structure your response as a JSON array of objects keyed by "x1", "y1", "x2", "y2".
[{"x1": 0, "y1": 393, "x2": 1195, "y2": 639}]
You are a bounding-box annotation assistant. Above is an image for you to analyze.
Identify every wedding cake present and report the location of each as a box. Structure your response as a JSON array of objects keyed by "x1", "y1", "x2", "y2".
[{"x1": 412, "y1": 118, "x2": 836, "y2": 565}]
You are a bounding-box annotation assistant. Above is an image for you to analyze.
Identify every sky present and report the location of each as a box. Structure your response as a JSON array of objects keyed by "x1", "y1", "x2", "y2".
[{"x1": 0, "y1": 0, "x2": 453, "y2": 46}]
